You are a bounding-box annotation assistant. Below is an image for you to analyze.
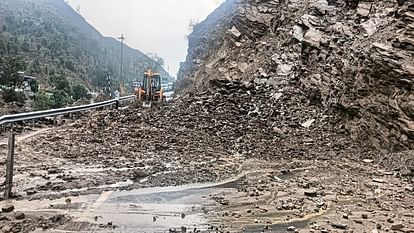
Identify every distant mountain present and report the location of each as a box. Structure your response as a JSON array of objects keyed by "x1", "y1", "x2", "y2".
[{"x1": 0, "y1": 0, "x2": 171, "y2": 92}]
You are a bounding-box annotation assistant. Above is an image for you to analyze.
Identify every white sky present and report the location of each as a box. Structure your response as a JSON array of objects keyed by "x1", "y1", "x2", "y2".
[{"x1": 67, "y1": 0, "x2": 224, "y2": 77}]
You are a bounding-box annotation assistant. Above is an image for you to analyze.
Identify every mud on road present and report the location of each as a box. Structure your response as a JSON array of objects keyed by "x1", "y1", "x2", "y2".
[
  {"x1": 0, "y1": 81, "x2": 413, "y2": 232},
  {"x1": 0, "y1": 146, "x2": 413, "y2": 232}
]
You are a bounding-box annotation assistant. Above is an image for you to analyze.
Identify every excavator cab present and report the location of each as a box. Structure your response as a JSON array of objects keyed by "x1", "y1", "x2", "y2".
[{"x1": 135, "y1": 69, "x2": 165, "y2": 107}]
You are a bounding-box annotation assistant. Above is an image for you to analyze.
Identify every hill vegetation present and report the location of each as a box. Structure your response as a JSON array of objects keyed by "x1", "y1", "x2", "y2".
[{"x1": 0, "y1": 0, "x2": 171, "y2": 111}]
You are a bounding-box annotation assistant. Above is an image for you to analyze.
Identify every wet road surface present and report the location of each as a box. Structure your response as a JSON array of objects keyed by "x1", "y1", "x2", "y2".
[{"x1": 5, "y1": 177, "x2": 244, "y2": 233}]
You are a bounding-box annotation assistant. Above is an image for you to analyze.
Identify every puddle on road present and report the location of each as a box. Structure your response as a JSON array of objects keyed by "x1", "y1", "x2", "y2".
[
  {"x1": 6, "y1": 175, "x2": 246, "y2": 233},
  {"x1": 244, "y1": 220, "x2": 310, "y2": 233}
]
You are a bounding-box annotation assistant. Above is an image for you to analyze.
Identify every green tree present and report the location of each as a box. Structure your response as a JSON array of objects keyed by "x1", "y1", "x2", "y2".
[
  {"x1": 51, "y1": 90, "x2": 72, "y2": 108},
  {"x1": 49, "y1": 75, "x2": 71, "y2": 93},
  {"x1": 29, "y1": 79, "x2": 39, "y2": 93},
  {"x1": 72, "y1": 83, "x2": 90, "y2": 100},
  {"x1": 91, "y1": 68, "x2": 109, "y2": 90},
  {"x1": 31, "y1": 59, "x2": 41, "y2": 73},
  {"x1": 34, "y1": 92, "x2": 52, "y2": 110},
  {"x1": 65, "y1": 60, "x2": 75, "y2": 72},
  {"x1": 0, "y1": 39, "x2": 5, "y2": 55},
  {"x1": 21, "y1": 42, "x2": 30, "y2": 53},
  {"x1": 0, "y1": 57, "x2": 25, "y2": 88},
  {"x1": 1, "y1": 89, "x2": 26, "y2": 103}
]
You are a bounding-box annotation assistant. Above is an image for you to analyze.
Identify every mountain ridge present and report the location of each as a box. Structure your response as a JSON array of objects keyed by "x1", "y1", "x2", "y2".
[{"x1": 0, "y1": 0, "x2": 171, "y2": 92}]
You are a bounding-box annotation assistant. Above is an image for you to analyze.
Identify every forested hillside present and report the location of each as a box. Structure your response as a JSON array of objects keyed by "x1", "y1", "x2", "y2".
[{"x1": 0, "y1": 0, "x2": 170, "y2": 96}]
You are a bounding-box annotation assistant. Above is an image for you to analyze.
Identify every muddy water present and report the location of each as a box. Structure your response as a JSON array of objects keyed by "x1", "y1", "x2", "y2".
[{"x1": 5, "y1": 176, "x2": 244, "y2": 233}]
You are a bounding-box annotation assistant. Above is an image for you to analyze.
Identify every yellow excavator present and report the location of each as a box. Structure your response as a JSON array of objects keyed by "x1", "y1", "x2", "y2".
[{"x1": 135, "y1": 69, "x2": 166, "y2": 107}]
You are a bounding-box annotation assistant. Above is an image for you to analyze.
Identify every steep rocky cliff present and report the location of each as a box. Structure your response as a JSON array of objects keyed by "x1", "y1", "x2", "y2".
[{"x1": 179, "y1": 0, "x2": 414, "y2": 151}]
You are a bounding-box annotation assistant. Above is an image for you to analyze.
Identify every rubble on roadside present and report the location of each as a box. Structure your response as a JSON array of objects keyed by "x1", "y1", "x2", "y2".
[
  {"x1": 0, "y1": 204, "x2": 70, "y2": 233},
  {"x1": 13, "y1": 79, "x2": 411, "y2": 199}
]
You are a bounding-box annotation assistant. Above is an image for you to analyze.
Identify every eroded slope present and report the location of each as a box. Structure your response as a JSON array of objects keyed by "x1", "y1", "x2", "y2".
[{"x1": 179, "y1": 0, "x2": 414, "y2": 150}]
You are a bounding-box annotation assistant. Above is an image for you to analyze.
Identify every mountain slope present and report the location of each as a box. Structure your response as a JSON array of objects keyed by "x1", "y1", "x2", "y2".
[
  {"x1": 0, "y1": 0, "x2": 170, "y2": 91},
  {"x1": 179, "y1": 0, "x2": 414, "y2": 151}
]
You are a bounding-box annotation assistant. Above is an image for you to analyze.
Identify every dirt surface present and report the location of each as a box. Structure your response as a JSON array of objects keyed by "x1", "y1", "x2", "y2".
[
  {"x1": 205, "y1": 159, "x2": 414, "y2": 232},
  {"x1": 1, "y1": 80, "x2": 362, "y2": 198},
  {"x1": 0, "y1": 80, "x2": 413, "y2": 232}
]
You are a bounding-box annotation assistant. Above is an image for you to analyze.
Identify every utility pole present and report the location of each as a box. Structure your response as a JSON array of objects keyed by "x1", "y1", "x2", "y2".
[
  {"x1": 106, "y1": 74, "x2": 112, "y2": 98},
  {"x1": 118, "y1": 34, "x2": 126, "y2": 83}
]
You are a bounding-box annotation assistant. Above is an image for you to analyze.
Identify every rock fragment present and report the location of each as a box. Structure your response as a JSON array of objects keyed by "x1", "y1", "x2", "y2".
[
  {"x1": 228, "y1": 26, "x2": 242, "y2": 39},
  {"x1": 332, "y1": 223, "x2": 348, "y2": 229},
  {"x1": 391, "y1": 223, "x2": 404, "y2": 230},
  {"x1": 2, "y1": 205, "x2": 14, "y2": 213},
  {"x1": 14, "y1": 212, "x2": 25, "y2": 220}
]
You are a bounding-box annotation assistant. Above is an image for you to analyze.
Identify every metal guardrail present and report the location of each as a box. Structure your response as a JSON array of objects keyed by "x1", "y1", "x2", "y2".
[{"x1": 0, "y1": 95, "x2": 135, "y2": 126}]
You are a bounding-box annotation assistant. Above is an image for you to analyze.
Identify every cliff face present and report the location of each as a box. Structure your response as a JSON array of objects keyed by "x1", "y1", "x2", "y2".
[
  {"x1": 178, "y1": 0, "x2": 236, "y2": 86},
  {"x1": 179, "y1": 0, "x2": 414, "y2": 151}
]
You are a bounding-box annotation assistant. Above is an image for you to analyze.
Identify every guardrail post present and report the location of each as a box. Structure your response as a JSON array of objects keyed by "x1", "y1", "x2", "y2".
[
  {"x1": 2, "y1": 124, "x2": 5, "y2": 134},
  {"x1": 53, "y1": 116, "x2": 57, "y2": 126},
  {"x1": 4, "y1": 133, "x2": 15, "y2": 199},
  {"x1": 115, "y1": 100, "x2": 119, "y2": 109}
]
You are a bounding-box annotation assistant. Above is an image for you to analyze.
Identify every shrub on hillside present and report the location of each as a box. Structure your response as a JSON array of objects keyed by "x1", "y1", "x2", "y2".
[
  {"x1": 0, "y1": 57, "x2": 25, "y2": 88},
  {"x1": 72, "y1": 83, "x2": 90, "y2": 101},
  {"x1": 49, "y1": 75, "x2": 71, "y2": 93},
  {"x1": 34, "y1": 92, "x2": 53, "y2": 110},
  {"x1": 1, "y1": 89, "x2": 26, "y2": 103},
  {"x1": 51, "y1": 90, "x2": 73, "y2": 109},
  {"x1": 29, "y1": 79, "x2": 39, "y2": 93}
]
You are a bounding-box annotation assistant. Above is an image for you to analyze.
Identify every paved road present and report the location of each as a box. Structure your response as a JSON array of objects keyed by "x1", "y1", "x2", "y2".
[{"x1": 8, "y1": 178, "x2": 241, "y2": 233}]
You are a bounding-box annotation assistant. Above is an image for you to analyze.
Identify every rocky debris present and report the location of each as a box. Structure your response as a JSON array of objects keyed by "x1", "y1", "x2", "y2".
[
  {"x1": 287, "y1": 226, "x2": 296, "y2": 231},
  {"x1": 304, "y1": 190, "x2": 318, "y2": 197},
  {"x1": 228, "y1": 26, "x2": 242, "y2": 38},
  {"x1": 332, "y1": 223, "x2": 348, "y2": 229},
  {"x1": 372, "y1": 178, "x2": 386, "y2": 183},
  {"x1": 24, "y1": 79, "x2": 367, "y2": 196},
  {"x1": 3, "y1": 83, "x2": 414, "y2": 231},
  {"x1": 204, "y1": 158, "x2": 414, "y2": 232},
  {"x1": 0, "y1": 211, "x2": 70, "y2": 233},
  {"x1": 0, "y1": 101, "x2": 31, "y2": 116},
  {"x1": 14, "y1": 211, "x2": 25, "y2": 220},
  {"x1": 178, "y1": 0, "x2": 414, "y2": 152},
  {"x1": 2, "y1": 205, "x2": 14, "y2": 213},
  {"x1": 391, "y1": 223, "x2": 405, "y2": 230}
]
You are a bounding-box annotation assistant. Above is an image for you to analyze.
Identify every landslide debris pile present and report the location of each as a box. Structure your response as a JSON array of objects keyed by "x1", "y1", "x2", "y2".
[
  {"x1": 152, "y1": 79, "x2": 357, "y2": 160},
  {"x1": 31, "y1": 79, "x2": 413, "y2": 194},
  {"x1": 33, "y1": 80, "x2": 378, "y2": 186},
  {"x1": 74, "y1": 80, "x2": 358, "y2": 160},
  {"x1": 179, "y1": 0, "x2": 414, "y2": 151}
]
